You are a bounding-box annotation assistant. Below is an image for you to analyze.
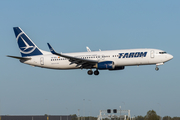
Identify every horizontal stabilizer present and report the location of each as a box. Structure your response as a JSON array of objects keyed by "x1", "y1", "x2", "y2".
[{"x1": 7, "y1": 55, "x2": 31, "y2": 60}]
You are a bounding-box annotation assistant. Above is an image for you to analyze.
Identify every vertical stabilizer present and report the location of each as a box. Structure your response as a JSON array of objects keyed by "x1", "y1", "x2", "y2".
[{"x1": 13, "y1": 27, "x2": 43, "y2": 57}]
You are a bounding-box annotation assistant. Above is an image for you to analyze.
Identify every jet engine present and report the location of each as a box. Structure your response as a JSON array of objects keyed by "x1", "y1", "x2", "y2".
[
  {"x1": 95, "y1": 61, "x2": 125, "y2": 70},
  {"x1": 95, "y1": 61, "x2": 115, "y2": 70}
]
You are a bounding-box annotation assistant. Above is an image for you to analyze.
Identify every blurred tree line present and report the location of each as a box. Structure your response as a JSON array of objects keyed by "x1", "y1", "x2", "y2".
[
  {"x1": 134, "y1": 110, "x2": 180, "y2": 120},
  {"x1": 71, "y1": 110, "x2": 180, "y2": 120}
]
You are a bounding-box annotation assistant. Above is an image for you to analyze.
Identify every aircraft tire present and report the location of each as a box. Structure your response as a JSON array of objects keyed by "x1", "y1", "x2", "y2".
[
  {"x1": 94, "y1": 70, "x2": 99, "y2": 75},
  {"x1": 155, "y1": 67, "x2": 159, "y2": 71},
  {"x1": 87, "y1": 70, "x2": 93, "y2": 75}
]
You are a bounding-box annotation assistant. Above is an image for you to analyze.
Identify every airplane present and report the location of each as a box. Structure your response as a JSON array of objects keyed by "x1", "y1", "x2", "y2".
[{"x1": 7, "y1": 27, "x2": 173, "y2": 75}]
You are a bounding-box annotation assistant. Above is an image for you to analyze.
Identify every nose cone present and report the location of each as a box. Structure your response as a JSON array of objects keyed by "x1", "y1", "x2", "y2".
[{"x1": 168, "y1": 54, "x2": 173, "y2": 60}]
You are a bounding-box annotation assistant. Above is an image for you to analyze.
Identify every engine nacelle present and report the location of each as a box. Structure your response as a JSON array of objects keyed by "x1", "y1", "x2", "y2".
[
  {"x1": 109, "y1": 66, "x2": 125, "y2": 70},
  {"x1": 95, "y1": 61, "x2": 115, "y2": 70}
]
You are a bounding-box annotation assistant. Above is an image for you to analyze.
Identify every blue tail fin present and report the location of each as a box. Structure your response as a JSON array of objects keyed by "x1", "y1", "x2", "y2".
[{"x1": 13, "y1": 27, "x2": 43, "y2": 57}]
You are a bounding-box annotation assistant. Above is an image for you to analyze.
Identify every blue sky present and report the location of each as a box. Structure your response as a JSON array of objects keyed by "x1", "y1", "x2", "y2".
[{"x1": 0, "y1": 0, "x2": 180, "y2": 117}]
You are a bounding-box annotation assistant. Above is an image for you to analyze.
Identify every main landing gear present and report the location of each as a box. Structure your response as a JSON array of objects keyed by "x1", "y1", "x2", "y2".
[{"x1": 87, "y1": 69, "x2": 99, "y2": 75}]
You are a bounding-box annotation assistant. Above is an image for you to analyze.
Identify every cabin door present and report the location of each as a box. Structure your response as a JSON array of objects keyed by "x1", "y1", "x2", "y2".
[
  {"x1": 150, "y1": 50, "x2": 154, "y2": 58},
  {"x1": 40, "y1": 57, "x2": 44, "y2": 65}
]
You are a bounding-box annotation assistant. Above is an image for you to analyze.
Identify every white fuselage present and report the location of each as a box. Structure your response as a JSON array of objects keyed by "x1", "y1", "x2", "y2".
[{"x1": 22, "y1": 48, "x2": 173, "y2": 70}]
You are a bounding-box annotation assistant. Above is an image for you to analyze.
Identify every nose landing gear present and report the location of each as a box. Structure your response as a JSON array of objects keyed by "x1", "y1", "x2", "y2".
[
  {"x1": 155, "y1": 66, "x2": 159, "y2": 71},
  {"x1": 155, "y1": 63, "x2": 164, "y2": 71}
]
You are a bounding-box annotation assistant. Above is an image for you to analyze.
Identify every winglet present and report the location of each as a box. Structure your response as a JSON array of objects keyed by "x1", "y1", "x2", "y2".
[
  {"x1": 47, "y1": 43, "x2": 57, "y2": 54},
  {"x1": 86, "y1": 46, "x2": 91, "y2": 52}
]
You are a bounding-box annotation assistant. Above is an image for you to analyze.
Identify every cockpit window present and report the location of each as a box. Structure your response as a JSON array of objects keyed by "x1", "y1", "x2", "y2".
[{"x1": 159, "y1": 52, "x2": 167, "y2": 54}]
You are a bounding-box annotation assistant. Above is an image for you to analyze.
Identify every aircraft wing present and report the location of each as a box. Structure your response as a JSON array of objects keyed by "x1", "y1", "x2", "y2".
[{"x1": 47, "y1": 43, "x2": 98, "y2": 69}]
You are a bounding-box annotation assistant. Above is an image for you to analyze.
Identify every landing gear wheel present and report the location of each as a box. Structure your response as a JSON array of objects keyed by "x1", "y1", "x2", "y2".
[
  {"x1": 155, "y1": 67, "x2": 159, "y2": 71},
  {"x1": 94, "y1": 70, "x2": 99, "y2": 75},
  {"x1": 87, "y1": 70, "x2": 93, "y2": 75}
]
